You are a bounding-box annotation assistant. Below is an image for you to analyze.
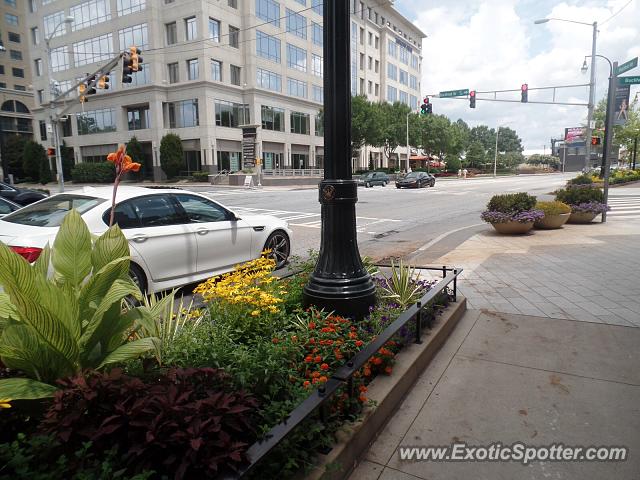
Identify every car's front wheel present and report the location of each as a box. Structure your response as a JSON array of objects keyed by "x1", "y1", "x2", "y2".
[
  {"x1": 366, "y1": 182, "x2": 371, "y2": 188},
  {"x1": 264, "y1": 230, "x2": 290, "y2": 269},
  {"x1": 129, "y1": 263, "x2": 148, "y2": 293}
]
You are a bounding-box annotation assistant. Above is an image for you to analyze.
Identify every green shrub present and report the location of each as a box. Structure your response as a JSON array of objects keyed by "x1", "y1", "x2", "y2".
[
  {"x1": 555, "y1": 185, "x2": 603, "y2": 205},
  {"x1": 191, "y1": 170, "x2": 210, "y2": 182},
  {"x1": 486, "y1": 192, "x2": 537, "y2": 213},
  {"x1": 70, "y1": 162, "x2": 116, "y2": 183},
  {"x1": 160, "y1": 133, "x2": 183, "y2": 179},
  {"x1": 535, "y1": 201, "x2": 571, "y2": 216},
  {"x1": 38, "y1": 154, "x2": 52, "y2": 185},
  {"x1": 567, "y1": 174, "x2": 593, "y2": 186}
]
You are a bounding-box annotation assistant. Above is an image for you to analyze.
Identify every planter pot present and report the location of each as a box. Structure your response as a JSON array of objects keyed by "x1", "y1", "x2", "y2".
[
  {"x1": 568, "y1": 212, "x2": 598, "y2": 224},
  {"x1": 490, "y1": 221, "x2": 534, "y2": 234},
  {"x1": 534, "y1": 213, "x2": 570, "y2": 229}
]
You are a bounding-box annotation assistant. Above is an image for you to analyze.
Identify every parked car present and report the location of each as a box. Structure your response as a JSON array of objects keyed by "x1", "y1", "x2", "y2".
[
  {"x1": 357, "y1": 171, "x2": 389, "y2": 187},
  {"x1": 0, "y1": 181, "x2": 48, "y2": 206},
  {"x1": 0, "y1": 197, "x2": 21, "y2": 218},
  {"x1": 395, "y1": 172, "x2": 436, "y2": 188},
  {"x1": 0, "y1": 186, "x2": 292, "y2": 293}
]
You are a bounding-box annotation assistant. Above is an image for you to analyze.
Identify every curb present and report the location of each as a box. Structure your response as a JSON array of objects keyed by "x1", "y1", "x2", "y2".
[{"x1": 304, "y1": 296, "x2": 468, "y2": 480}]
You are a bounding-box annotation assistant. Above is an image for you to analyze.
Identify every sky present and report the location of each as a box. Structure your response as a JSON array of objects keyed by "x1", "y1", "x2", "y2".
[{"x1": 393, "y1": 0, "x2": 640, "y2": 154}]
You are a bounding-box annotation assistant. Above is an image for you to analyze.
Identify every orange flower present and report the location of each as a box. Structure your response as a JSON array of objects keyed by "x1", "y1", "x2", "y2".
[
  {"x1": 372, "y1": 357, "x2": 383, "y2": 365},
  {"x1": 308, "y1": 322, "x2": 316, "y2": 330},
  {"x1": 358, "y1": 395, "x2": 367, "y2": 403},
  {"x1": 364, "y1": 367, "x2": 372, "y2": 377},
  {"x1": 318, "y1": 375, "x2": 328, "y2": 383},
  {"x1": 303, "y1": 380, "x2": 311, "y2": 388},
  {"x1": 320, "y1": 363, "x2": 329, "y2": 371},
  {"x1": 107, "y1": 144, "x2": 141, "y2": 174},
  {"x1": 355, "y1": 340, "x2": 364, "y2": 347},
  {"x1": 359, "y1": 385, "x2": 368, "y2": 393},
  {"x1": 385, "y1": 366, "x2": 393, "y2": 375},
  {"x1": 272, "y1": 337, "x2": 279, "y2": 344},
  {"x1": 314, "y1": 355, "x2": 322, "y2": 363},
  {"x1": 304, "y1": 356, "x2": 313, "y2": 363},
  {"x1": 348, "y1": 332, "x2": 357, "y2": 339},
  {"x1": 312, "y1": 371, "x2": 320, "y2": 378}
]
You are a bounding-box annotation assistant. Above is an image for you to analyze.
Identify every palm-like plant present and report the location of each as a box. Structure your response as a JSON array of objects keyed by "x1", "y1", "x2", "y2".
[
  {"x1": 378, "y1": 260, "x2": 423, "y2": 309},
  {"x1": 0, "y1": 210, "x2": 159, "y2": 400}
]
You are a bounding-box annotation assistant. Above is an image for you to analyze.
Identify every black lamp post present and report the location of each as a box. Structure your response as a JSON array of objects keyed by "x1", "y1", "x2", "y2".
[{"x1": 303, "y1": 0, "x2": 376, "y2": 318}]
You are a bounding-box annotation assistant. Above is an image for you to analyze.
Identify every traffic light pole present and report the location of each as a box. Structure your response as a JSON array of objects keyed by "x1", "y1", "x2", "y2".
[{"x1": 600, "y1": 60, "x2": 617, "y2": 223}]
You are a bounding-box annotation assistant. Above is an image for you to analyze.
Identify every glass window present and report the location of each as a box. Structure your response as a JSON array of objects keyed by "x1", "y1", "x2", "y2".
[
  {"x1": 187, "y1": 58, "x2": 198, "y2": 80},
  {"x1": 409, "y1": 74, "x2": 417, "y2": 90},
  {"x1": 0, "y1": 199, "x2": 17, "y2": 215},
  {"x1": 49, "y1": 46, "x2": 69, "y2": 72},
  {"x1": 166, "y1": 22, "x2": 177, "y2": 45},
  {"x1": 388, "y1": 39, "x2": 397, "y2": 58},
  {"x1": 256, "y1": 0, "x2": 280, "y2": 27},
  {"x1": 11, "y1": 67, "x2": 23, "y2": 78},
  {"x1": 256, "y1": 68, "x2": 281, "y2": 92},
  {"x1": 167, "y1": 99, "x2": 198, "y2": 128},
  {"x1": 315, "y1": 114, "x2": 323, "y2": 136},
  {"x1": 4, "y1": 0, "x2": 16, "y2": 7},
  {"x1": 228, "y1": 0, "x2": 237, "y2": 8},
  {"x1": 312, "y1": 22, "x2": 322, "y2": 47},
  {"x1": 229, "y1": 26, "x2": 239, "y2": 48},
  {"x1": 261, "y1": 105, "x2": 284, "y2": 131},
  {"x1": 168, "y1": 62, "x2": 179, "y2": 83},
  {"x1": 287, "y1": 78, "x2": 306, "y2": 98},
  {"x1": 290, "y1": 111, "x2": 309, "y2": 134},
  {"x1": 3, "y1": 195, "x2": 106, "y2": 227},
  {"x1": 71, "y1": 0, "x2": 110, "y2": 31},
  {"x1": 311, "y1": 54, "x2": 322, "y2": 77},
  {"x1": 31, "y1": 27, "x2": 39, "y2": 45},
  {"x1": 185, "y1": 17, "x2": 197, "y2": 41},
  {"x1": 44, "y1": 11, "x2": 66, "y2": 38},
  {"x1": 77, "y1": 108, "x2": 117, "y2": 135},
  {"x1": 37, "y1": 89, "x2": 44, "y2": 103},
  {"x1": 211, "y1": 59, "x2": 222, "y2": 81},
  {"x1": 312, "y1": 85, "x2": 323, "y2": 103},
  {"x1": 117, "y1": 0, "x2": 145, "y2": 16},
  {"x1": 287, "y1": 44, "x2": 307, "y2": 72},
  {"x1": 8, "y1": 49, "x2": 20, "y2": 60},
  {"x1": 399, "y1": 44, "x2": 410, "y2": 65},
  {"x1": 5, "y1": 13, "x2": 18, "y2": 25},
  {"x1": 105, "y1": 201, "x2": 140, "y2": 229},
  {"x1": 119, "y1": 23, "x2": 148, "y2": 50},
  {"x1": 311, "y1": 0, "x2": 322, "y2": 15},
  {"x1": 7, "y1": 32, "x2": 18, "y2": 42},
  {"x1": 209, "y1": 18, "x2": 220, "y2": 42},
  {"x1": 73, "y1": 33, "x2": 113, "y2": 67},
  {"x1": 230, "y1": 65, "x2": 241, "y2": 86},
  {"x1": 29, "y1": 0, "x2": 35, "y2": 12},
  {"x1": 387, "y1": 86, "x2": 397, "y2": 103},
  {"x1": 399, "y1": 90, "x2": 408, "y2": 105},
  {"x1": 39, "y1": 120, "x2": 47, "y2": 140},
  {"x1": 286, "y1": 8, "x2": 306, "y2": 39},
  {"x1": 129, "y1": 195, "x2": 185, "y2": 228},
  {"x1": 0, "y1": 65, "x2": 4, "y2": 74},
  {"x1": 174, "y1": 194, "x2": 229, "y2": 223},
  {"x1": 410, "y1": 94, "x2": 418, "y2": 110},
  {"x1": 411, "y1": 55, "x2": 419, "y2": 70},
  {"x1": 215, "y1": 100, "x2": 249, "y2": 127},
  {"x1": 127, "y1": 105, "x2": 150, "y2": 130},
  {"x1": 256, "y1": 31, "x2": 280, "y2": 63},
  {"x1": 399, "y1": 69, "x2": 408, "y2": 86},
  {"x1": 387, "y1": 63, "x2": 397, "y2": 81}
]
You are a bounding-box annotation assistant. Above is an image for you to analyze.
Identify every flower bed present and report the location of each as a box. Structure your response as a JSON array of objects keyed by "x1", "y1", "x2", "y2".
[
  {"x1": 0, "y1": 219, "x2": 453, "y2": 479},
  {"x1": 480, "y1": 192, "x2": 542, "y2": 233}
]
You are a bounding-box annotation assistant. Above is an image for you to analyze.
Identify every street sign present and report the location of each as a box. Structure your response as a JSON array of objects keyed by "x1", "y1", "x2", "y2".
[
  {"x1": 615, "y1": 57, "x2": 638, "y2": 75},
  {"x1": 618, "y1": 75, "x2": 640, "y2": 85},
  {"x1": 614, "y1": 84, "x2": 631, "y2": 126},
  {"x1": 439, "y1": 89, "x2": 469, "y2": 98}
]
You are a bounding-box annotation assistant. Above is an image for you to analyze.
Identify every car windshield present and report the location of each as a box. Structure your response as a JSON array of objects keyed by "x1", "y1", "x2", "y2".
[
  {"x1": 405, "y1": 172, "x2": 418, "y2": 179},
  {"x1": 2, "y1": 194, "x2": 106, "y2": 227}
]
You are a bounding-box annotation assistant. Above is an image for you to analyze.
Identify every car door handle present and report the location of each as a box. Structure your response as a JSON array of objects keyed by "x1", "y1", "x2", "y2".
[
  {"x1": 131, "y1": 235, "x2": 147, "y2": 243},
  {"x1": 196, "y1": 228, "x2": 209, "y2": 235}
]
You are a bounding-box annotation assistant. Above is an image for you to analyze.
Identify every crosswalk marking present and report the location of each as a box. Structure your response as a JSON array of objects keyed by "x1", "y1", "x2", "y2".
[
  {"x1": 607, "y1": 195, "x2": 640, "y2": 220},
  {"x1": 203, "y1": 188, "x2": 266, "y2": 196}
]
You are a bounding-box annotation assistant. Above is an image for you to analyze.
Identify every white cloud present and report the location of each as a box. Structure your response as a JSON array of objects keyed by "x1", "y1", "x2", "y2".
[{"x1": 405, "y1": 0, "x2": 640, "y2": 153}]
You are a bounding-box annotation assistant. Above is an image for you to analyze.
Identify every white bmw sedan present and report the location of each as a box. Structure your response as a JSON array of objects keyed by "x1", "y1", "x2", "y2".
[{"x1": 0, "y1": 186, "x2": 292, "y2": 293}]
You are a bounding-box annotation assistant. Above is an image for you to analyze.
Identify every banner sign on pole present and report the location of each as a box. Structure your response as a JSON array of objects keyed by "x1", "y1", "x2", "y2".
[
  {"x1": 614, "y1": 84, "x2": 631, "y2": 126},
  {"x1": 564, "y1": 127, "x2": 585, "y2": 144}
]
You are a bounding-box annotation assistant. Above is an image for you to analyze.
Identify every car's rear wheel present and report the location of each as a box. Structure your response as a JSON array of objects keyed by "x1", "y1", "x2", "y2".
[
  {"x1": 366, "y1": 182, "x2": 371, "y2": 188},
  {"x1": 264, "y1": 230, "x2": 290, "y2": 270},
  {"x1": 129, "y1": 263, "x2": 147, "y2": 293}
]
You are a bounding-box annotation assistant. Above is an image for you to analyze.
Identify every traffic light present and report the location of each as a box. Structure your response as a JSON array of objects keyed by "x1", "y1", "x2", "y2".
[
  {"x1": 122, "y1": 54, "x2": 133, "y2": 83},
  {"x1": 130, "y1": 46, "x2": 143, "y2": 72},
  {"x1": 78, "y1": 83, "x2": 87, "y2": 103},
  {"x1": 97, "y1": 75, "x2": 110, "y2": 90},
  {"x1": 427, "y1": 103, "x2": 432, "y2": 114},
  {"x1": 86, "y1": 75, "x2": 97, "y2": 95},
  {"x1": 521, "y1": 83, "x2": 528, "y2": 103},
  {"x1": 469, "y1": 90, "x2": 476, "y2": 108},
  {"x1": 46, "y1": 147, "x2": 55, "y2": 156},
  {"x1": 420, "y1": 97, "x2": 430, "y2": 115},
  {"x1": 591, "y1": 136, "x2": 601, "y2": 146}
]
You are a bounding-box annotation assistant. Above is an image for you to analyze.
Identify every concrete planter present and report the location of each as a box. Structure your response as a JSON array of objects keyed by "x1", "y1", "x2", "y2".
[
  {"x1": 534, "y1": 213, "x2": 570, "y2": 229},
  {"x1": 568, "y1": 212, "x2": 598, "y2": 224},
  {"x1": 490, "y1": 221, "x2": 534, "y2": 234}
]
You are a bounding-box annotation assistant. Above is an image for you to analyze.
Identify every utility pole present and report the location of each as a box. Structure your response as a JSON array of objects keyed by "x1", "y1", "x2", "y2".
[
  {"x1": 633, "y1": 136, "x2": 638, "y2": 170},
  {"x1": 601, "y1": 61, "x2": 617, "y2": 223},
  {"x1": 584, "y1": 21, "x2": 598, "y2": 171}
]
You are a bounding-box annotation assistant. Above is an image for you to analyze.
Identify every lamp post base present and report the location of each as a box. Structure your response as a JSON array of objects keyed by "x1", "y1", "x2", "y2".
[{"x1": 303, "y1": 179, "x2": 376, "y2": 319}]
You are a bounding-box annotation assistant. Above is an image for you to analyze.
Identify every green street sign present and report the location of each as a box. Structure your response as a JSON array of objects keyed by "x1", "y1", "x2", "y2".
[
  {"x1": 618, "y1": 76, "x2": 640, "y2": 85},
  {"x1": 615, "y1": 57, "x2": 638, "y2": 75},
  {"x1": 439, "y1": 89, "x2": 469, "y2": 98}
]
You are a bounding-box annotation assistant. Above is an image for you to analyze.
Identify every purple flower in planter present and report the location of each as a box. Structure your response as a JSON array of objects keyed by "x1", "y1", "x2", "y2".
[
  {"x1": 570, "y1": 202, "x2": 610, "y2": 214},
  {"x1": 480, "y1": 209, "x2": 544, "y2": 224}
]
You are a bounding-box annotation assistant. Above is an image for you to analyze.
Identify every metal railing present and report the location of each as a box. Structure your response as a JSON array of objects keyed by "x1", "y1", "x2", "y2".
[
  {"x1": 209, "y1": 170, "x2": 230, "y2": 184},
  {"x1": 262, "y1": 168, "x2": 324, "y2": 177},
  {"x1": 232, "y1": 265, "x2": 463, "y2": 478}
]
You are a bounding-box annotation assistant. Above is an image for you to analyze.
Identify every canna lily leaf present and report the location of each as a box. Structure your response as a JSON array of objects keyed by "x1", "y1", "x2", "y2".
[
  {"x1": 51, "y1": 210, "x2": 92, "y2": 288},
  {"x1": 0, "y1": 377, "x2": 58, "y2": 400}
]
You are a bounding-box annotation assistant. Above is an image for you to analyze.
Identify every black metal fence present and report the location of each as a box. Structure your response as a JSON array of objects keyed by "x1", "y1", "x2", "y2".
[{"x1": 232, "y1": 265, "x2": 463, "y2": 479}]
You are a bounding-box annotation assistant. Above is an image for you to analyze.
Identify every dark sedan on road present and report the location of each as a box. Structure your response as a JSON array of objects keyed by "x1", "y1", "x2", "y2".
[
  {"x1": 0, "y1": 181, "x2": 48, "y2": 206},
  {"x1": 395, "y1": 172, "x2": 436, "y2": 189},
  {"x1": 357, "y1": 171, "x2": 389, "y2": 187},
  {"x1": 0, "y1": 197, "x2": 21, "y2": 217}
]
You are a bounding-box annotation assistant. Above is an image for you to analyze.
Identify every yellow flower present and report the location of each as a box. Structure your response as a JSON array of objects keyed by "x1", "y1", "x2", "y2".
[
  {"x1": 251, "y1": 310, "x2": 260, "y2": 316},
  {"x1": 0, "y1": 399, "x2": 11, "y2": 409}
]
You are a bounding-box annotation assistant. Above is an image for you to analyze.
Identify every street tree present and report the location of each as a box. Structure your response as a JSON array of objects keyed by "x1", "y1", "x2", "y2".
[
  {"x1": 60, "y1": 140, "x2": 75, "y2": 180},
  {"x1": 351, "y1": 96, "x2": 382, "y2": 161},
  {"x1": 127, "y1": 136, "x2": 145, "y2": 180},
  {"x1": 23, "y1": 140, "x2": 47, "y2": 181},
  {"x1": 465, "y1": 141, "x2": 486, "y2": 168},
  {"x1": 376, "y1": 102, "x2": 411, "y2": 166},
  {"x1": 497, "y1": 127, "x2": 523, "y2": 153},
  {"x1": 160, "y1": 133, "x2": 183, "y2": 179},
  {"x1": 1, "y1": 134, "x2": 27, "y2": 180}
]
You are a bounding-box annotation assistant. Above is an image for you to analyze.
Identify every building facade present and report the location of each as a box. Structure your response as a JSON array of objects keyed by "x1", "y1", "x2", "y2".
[
  {"x1": 27, "y1": 0, "x2": 424, "y2": 180},
  {"x1": 0, "y1": 0, "x2": 34, "y2": 180}
]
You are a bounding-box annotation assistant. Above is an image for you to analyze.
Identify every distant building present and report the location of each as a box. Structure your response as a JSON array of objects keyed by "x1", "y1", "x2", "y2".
[{"x1": 27, "y1": 0, "x2": 425, "y2": 180}]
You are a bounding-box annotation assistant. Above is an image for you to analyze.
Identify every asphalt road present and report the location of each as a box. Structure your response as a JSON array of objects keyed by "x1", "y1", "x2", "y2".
[{"x1": 186, "y1": 173, "x2": 575, "y2": 264}]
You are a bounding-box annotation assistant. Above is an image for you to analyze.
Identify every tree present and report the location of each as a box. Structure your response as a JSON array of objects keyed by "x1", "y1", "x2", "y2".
[
  {"x1": 1, "y1": 134, "x2": 27, "y2": 180},
  {"x1": 497, "y1": 127, "x2": 523, "y2": 153},
  {"x1": 39, "y1": 149, "x2": 52, "y2": 184},
  {"x1": 465, "y1": 141, "x2": 485, "y2": 168},
  {"x1": 445, "y1": 156, "x2": 462, "y2": 173},
  {"x1": 23, "y1": 140, "x2": 47, "y2": 181},
  {"x1": 160, "y1": 133, "x2": 183, "y2": 179},
  {"x1": 126, "y1": 136, "x2": 145, "y2": 180},
  {"x1": 469, "y1": 125, "x2": 496, "y2": 152},
  {"x1": 375, "y1": 102, "x2": 410, "y2": 166},
  {"x1": 60, "y1": 140, "x2": 75, "y2": 180}
]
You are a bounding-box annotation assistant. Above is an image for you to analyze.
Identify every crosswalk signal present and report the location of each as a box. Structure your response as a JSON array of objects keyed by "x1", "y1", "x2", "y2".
[
  {"x1": 97, "y1": 75, "x2": 110, "y2": 90},
  {"x1": 521, "y1": 83, "x2": 528, "y2": 103},
  {"x1": 420, "y1": 97, "x2": 430, "y2": 115},
  {"x1": 46, "y1": 147, "x2": 55, "y2": 156},
  {"x1": 469, "y1": 90, "x2": 476, "y2": 108},
  {"x1": 591, "y1": 136, "x2": 601, "y2": 146}
]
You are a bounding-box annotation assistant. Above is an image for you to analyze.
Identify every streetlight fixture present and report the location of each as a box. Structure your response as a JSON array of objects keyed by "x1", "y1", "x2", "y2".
[
  {"x1": 534, "y1": 17, "x2": 597, "y2": 171},
  {"x1": 44, "y1": 15, "x2": 74, "y2": 193}
]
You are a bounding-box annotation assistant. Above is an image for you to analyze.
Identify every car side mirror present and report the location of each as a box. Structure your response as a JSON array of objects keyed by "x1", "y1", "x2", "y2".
[{"x1": 228, "y1": 211, "x2": 239, "y2": 221}]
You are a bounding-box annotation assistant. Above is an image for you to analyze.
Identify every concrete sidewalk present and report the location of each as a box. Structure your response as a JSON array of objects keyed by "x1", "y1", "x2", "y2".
[{"x1": 349, "y1": 209, "x2": 640, "y2": 479}]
